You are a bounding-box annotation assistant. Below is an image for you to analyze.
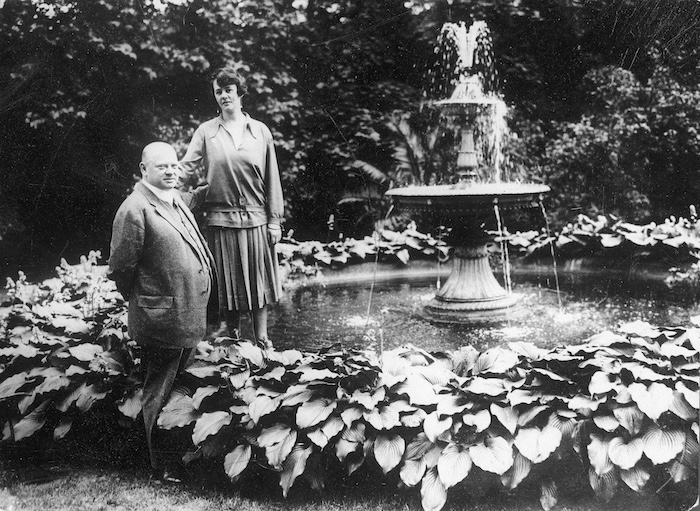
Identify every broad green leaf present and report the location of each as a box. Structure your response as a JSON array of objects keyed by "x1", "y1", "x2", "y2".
[
  {"x1": 265, "y1": 430, "x2": 298, "y2": 469},
  {"x1": 374, "y1": 434, "x2": 405, "y2": 474},
  {"x1": 568, "y1": 395, "x2": 604, "y2": 412},
  {"x1": 280, "y1": 444, "x2": 313, "y2": 497},
  {"x1": 468, "y1": 437, "x2": 513, "y2": 475},
  {"x1": 668, "y1": 391, "x2": 696, "y2": 420},
  {"x1": 608, "y1": 437, "x2": 644, "y2": 470},
  {"x1": 465, "y1": 377, "x2": 506, "y2": 397},
  {"x1": 53, "y1": 418, "x2": 73, "y2": 440},
  {"x1": 259, "y1": 424, "x2": 293, "y2": 447},
  {"x1": 118, "y1": 388, "x2": 142, "y2": 419},
  {"x1": 642, "y1": 426, "x2": 684, "y2": 465},
  {"x1": 340, "y1": 406, "x2": 363, "y2": 427},
  {"x1": 67, "y1": 344, "x2": 102, "y2": 361},
  {"x1": 588, "y1": 371, "x2": 618, "y2": 395},
  {"x1": 592, "y1": 414, "x2": 620, "y2": 432},
  {"x1": 612, "y1": 406, "x2": 644, "y2": 435},
  {"x1": 282, "y1": 387, "x2": 317, "y2": 407},
  {"x1": 229, "y1": 368, "x2": 250, "y2": 390},
  {"x1": 297, "y1": 398, "x2": 337, "y2": 429},
  {"x1": 236, "y1": 342, "x2": 265, "y2": 367},
  {"x1": 540, "y1": 480, "x2": 558, "y2": 511},
  {"x1": 423, "y1": 412, "x2": 452, "y2": 443},
  {"x1": 462, "y1": 409, "x2": 491, "y2": 432},
  {"x1": 76, "y1": 384, "x2": 107, "y2": 412},
  {"x1": 158, "y1": 390, "x2": 198, "y2": 429},
  {"x1": 620, "y1": 466, "x2": 650, "y2": 491},
  {"x1": 546, "y1": 411, "x2": 578, "y2": 440},
  {"x1": 473, "y1": 347, "x2": 520, "y2": 375},
  {"x1": 13, "y1": 400, "x2": 51, "y2": 441},
  {"x1": 628, "y1": 382, "x2": 673, "y2": 421},
  {"x1": 224, "y1": 444, "x2": 251, "y2": 481},
  {"x1": 514, "y1": 426, "x2": 562, "y2": 464},
  {"x1": 587, "y1": 434, "x2": 613, "y2": 475},
  {"x1": 350, "y1": 387, "x2": 386, "y2": 409},
  {"x1": 335, "y1": 423, "x2": 365, "y2": 462},
  {"x1": 192, "y1": 385, "x2": 220, "y2": 409},
  {"x1": 401, "y1": 409, "x2": 427, "y2": 428},
  {"x1": 675, "y1": 381, "x2": 699, "y2": 409},
  {"x1": 421, "y1": 467, "x2": 447, "y2": 511},
  {"x1": 436, "y1": 395, "x2": 472, "y2": 417},
  {"x1": 588, "y1": 467, "x2": 618, "y2": 502},
  {"x1": 516, "y1": 405, "x2": 549, "y2": 426},
  {"x1": 192, "y1": 411, "x2": 232, "y2": 445},
  {"x1": 500, "y1": 451, "x2": 531, "y2": 490},
  {"x1": 491, "y1": 404, "x2": 518, "y2": 434},
  {"x1": 437, "y1": 443, "x2": 472, "y2": 488},
  {"x1": 51, "y1": 316, "x2": 91, "y2": 334},
  {"x1": 395, "y1": 378, "x2": 439, "y2": 405},
  {"x1": 364, "y1": 404, "x2": 401, "y2": 431},
  {"x1": 297, "y1": 368, "x2": 339, "y2": 382},
  {"x1": 0, "y1": 373, "x2": 33, "y2": 399},
  {"x1": 320, "y1": 417, "x2": 345, "y2": 441},
  {"x1": 249, "y1": 395, "x2": 280, "y2": 424},
  {"x1": 507, "y1": 389, "x2": 542, "y2": 405},
  {"x1": 400, "y1": 458, "x2": 427, "y2": 487}
]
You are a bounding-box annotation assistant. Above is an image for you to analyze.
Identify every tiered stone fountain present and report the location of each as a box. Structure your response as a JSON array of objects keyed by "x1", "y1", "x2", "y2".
[{"x1": 386, "y1": 21, "x2": 550, "y2": 324}]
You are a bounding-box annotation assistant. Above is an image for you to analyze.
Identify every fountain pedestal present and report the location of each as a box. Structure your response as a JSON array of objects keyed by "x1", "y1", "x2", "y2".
[{"x1": 423, "y1": 226, "x2": 519, "y2": 323}]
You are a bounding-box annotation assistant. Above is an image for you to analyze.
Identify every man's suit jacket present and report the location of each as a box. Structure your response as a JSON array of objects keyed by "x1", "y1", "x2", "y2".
[{"x1": 108, "y1": 182, "x2": 214, "y2": 348}]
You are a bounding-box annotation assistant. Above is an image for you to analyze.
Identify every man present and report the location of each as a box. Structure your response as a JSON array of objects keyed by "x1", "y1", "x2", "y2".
[{"x1": 108, "y1": 141, "x2": 213, "y2": 483}]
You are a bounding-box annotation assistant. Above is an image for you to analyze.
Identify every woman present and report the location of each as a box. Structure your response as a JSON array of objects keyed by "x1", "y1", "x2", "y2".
[{"x1": 180, "y1": 67, "x2": 284, "y2": 344}]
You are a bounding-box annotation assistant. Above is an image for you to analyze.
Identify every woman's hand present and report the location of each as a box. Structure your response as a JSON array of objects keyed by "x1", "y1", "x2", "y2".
[{"x1": 268, "y1": 224, "x2": 282, "y2": 245}]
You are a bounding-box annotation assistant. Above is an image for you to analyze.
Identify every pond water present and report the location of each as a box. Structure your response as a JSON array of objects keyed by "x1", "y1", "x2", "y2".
[{"x1": 265, "y1": 269, "x2": 695, "y2": 353}]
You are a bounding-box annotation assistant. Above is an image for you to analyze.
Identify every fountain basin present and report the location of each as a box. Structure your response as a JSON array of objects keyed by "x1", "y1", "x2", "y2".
[{"x1": 385, "y1": 183, "x2": 550, "y2": 214}]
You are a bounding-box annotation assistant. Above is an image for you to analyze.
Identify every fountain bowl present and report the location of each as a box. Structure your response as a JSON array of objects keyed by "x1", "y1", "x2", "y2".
[{"x1": 385, "y1": 183, "x2": 551, "y2": 215}]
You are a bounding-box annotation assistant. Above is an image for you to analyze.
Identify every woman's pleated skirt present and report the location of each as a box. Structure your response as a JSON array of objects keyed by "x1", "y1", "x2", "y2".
[{"x1": 207, "y1": 225, "x2": 282, "y2": 312}]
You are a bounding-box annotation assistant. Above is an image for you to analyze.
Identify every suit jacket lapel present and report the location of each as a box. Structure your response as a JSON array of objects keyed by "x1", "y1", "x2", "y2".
[{"x1": 136, "y1": 183, "x2": 207, "y2": 264}]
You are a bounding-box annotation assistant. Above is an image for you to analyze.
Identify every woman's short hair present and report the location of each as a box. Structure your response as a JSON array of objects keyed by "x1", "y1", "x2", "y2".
[{"x1": 211, "y1": 67, "x2": 248, "y2": 96}]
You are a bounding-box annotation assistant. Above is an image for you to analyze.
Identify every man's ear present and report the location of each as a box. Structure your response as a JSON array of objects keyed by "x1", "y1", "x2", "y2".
[{"x1": 139, "y1": 162, "x2": 146, "y2": 175}]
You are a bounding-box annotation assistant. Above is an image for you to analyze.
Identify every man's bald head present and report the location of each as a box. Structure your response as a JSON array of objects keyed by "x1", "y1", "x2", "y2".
[{"x1": 140, "y1": 142, "x2": 179, "y2": 190}]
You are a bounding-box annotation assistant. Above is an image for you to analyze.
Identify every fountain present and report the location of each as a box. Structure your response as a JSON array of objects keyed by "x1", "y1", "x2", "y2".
[{"x1": 385, "y1": 21, "x2": 550, "y2": 324}]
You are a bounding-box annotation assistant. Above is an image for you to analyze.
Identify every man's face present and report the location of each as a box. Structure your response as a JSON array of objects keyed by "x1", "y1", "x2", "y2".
[{"x1": 141, "y1": 146, "x2": 179, "y2": 190}]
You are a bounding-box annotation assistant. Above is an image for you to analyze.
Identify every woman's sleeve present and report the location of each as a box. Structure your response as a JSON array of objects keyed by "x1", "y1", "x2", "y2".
[
  {"x1": 264, "y1": 131, "x2": 284, "y2": 226},
  {"x1": 179, "y1": 126, "x2": 205, "y2": 178}
]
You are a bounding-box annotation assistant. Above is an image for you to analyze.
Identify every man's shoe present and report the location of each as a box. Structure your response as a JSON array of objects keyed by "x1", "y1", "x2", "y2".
[{"x1": 152, "y1": 465, "x2": 186, "y2": 484}]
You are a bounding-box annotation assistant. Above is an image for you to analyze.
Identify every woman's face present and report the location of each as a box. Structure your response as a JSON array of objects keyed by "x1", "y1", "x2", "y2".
[{"x1": 213, "y1": 80, "x2": 242, "y2": 113}]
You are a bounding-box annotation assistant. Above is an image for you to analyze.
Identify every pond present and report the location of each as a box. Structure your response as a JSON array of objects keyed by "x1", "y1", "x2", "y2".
[{"x1": 264, "y1": 266, "x2": 695, "y2": 353}]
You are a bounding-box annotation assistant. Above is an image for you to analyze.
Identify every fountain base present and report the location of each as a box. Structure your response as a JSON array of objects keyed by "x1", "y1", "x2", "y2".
[{"x1": 421, "y1": 237, "x2": 521, "y2": 324}]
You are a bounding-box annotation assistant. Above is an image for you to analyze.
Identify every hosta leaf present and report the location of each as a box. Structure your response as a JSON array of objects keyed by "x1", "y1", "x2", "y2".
[
  {"x1": 51, "y1": 316, "x2": 91, "y2": 334},
  {"x1": 588, "y1": 467, "x2": 618, "y2": 502},
  {"x1": 13, "y1": 400, "x2": 51, "y2": 441},
  {"x1": 404, "y1": 433, "x2": 433, "y2": 460},
  {"x1": 374, "y1": 434, "x2": 405, "y2": 474},
  {"x1": 628, "y1": 382, "x2": 673, "y2": 421},
  {"x1": 587, "y1": 434, "x2": 613, "y2": 475},
  {"x1": 67, "y1": 343, "x2": 103, "y2": 361},
  {"x1": 568, "y1": 395, "x2": 604, "y2": 412},
  {"x1": 508, "y1": 389, "x2": 542, "y2": 406},
  {"x1": 491, "y1": 404, "x2": 518, "y2": 434},
  {"x1": 76, "y1": 384, "x2": 108, "y2": 412},
  {"x1": 592, "y1": 414, "x2": 620, "y2": 432},
  {"x1": 680, "y1": 432, "x2": 699, "y2": 468},
  {"x1": 421, "y1": 467, "x2": 448, "y2": 511},
  {"x1": 437, "y1": 443, "x2": 472, "y2": 488},
  {"x1": 340, "y1": 406, "x2": 363, "y2": 427},
  {"x1": 668, "y1": 460, "x2": 692, "y2": 483},
  {"x1": 400, "y1": 458, "x2": 427, "y2": 487},
  {"x1": 642, "y1": 426, "x2": 684, "y2": 465},
  {"x1": 514, "y1": 426, "x2": 562, "y2": 464},
  {"x1": 224, "y1": 444, "x2": 251, "y2": 480},
  {"x1": 158, "y1": 390, "x2": 198, "y2": 429},
  {"x1": 282, "y1": 387, "x2": 317, "y2": 407},
  {"x1": 589, "y1": 371, "x2": 618, "y2": 395},
  {"x1": 192, "y1": 411, "x2": 232, "y2": 446},
  {"x1": 547, "y1": 411, "x2": 578, "y2": 440},
  {"x1": 297, "y1": 398, "x2": 337, "y2": 429},
  {"x1": 229, "y1": 368, "x2": 250, "y2": 390},
  {"x1": 192, "y1": 385, "x2": 220, "y2": 409},
  {"x1": 259, "y1": 424, "x2": 293, "y2": 447},
  {"x1": 321, "y1": 416, "x2": 345, "y2": 441},
  {"x1": 265, "y1": 430, "x2": 298, "y2": 469},
  {"x1": 436, "y1": 395, "x2": 471, "y2": 416},
  {"x1": 668, "y1": 391, "x2": 696, "y2": 420},
  {"x1": 516, "y1": 405, "x2": 548, "y2": 426},
  {"x1": 395, "y1": 378, "x2": 439, "y2": 405},
  {"x1": 675, "y1": 381, "x2": 699, "y2": 409},
  {"x1": 53, "y1": 418, "x2": 73, "y2": 440},
  {"x1": 540, "y1": 481, "x2": 558, "y2": 511},
  {"x1": 117, "y1": 388, "x2": 142, "y2": 419},
  {"x1": 335, "y1": 423, "x2": 365, "y2": 462},
  {"x1": 462, "y1": 409, "x2": 491, "y2": 432},
  {"x1": 608, "y1": 437, "x2": 644, "y2": 470},
  {"x1": 401, "y1": 409, "x2": 427, "y2": 428},
  {"x1": 364, "y1": 404, "x2": 401, "y2": 430},
  {"x1": 620, "y1": 466, "x2": 650, "y2": 491},
  {"x1": 236, "y1": 342, "x2": 265, "y2": 367},
  {"x1": 468, "y1": 437, "x2": 514, "y2": 475},
  {"x1": 249, "y1": 395, "x2": 279, "y2": 424},
  {"x1": 280, "y1": 444, "x2": 313, "y2": 497},
  {"x1": 612, "y1": 406, "x2": 644, "y2": 435},
  {"x1": 298, "y1": 368, "x2": 339, "y2": 382},
  {"x1": 423, "y1": 412, "x2": 452, "y2": 443},
  {"x1": 500, "y1": 451, "x2": 532, "y2": 490},
  {"x1": 0, "y1": 373, "x2": 33, "y2": 399},
  {"x1": 465, "y1": 377, "x2": 506, "y2": 397},
  {"x1": 473, "y1": 347, "x2": 520, "y2": 375}
]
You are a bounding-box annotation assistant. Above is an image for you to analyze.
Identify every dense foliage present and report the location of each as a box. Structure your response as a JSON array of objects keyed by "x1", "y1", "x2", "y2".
[
  {"x1": 0, "y1": 259, "x2": 697, "y2": 510},
  {"x1": 2, "y1": 0, "x2": 699, "y2": 276}
]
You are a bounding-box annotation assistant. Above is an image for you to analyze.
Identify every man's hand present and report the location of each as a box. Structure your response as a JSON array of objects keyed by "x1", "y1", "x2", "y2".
[{"x1": 268, "y1": 224, "x2": 282, "y2": 245}]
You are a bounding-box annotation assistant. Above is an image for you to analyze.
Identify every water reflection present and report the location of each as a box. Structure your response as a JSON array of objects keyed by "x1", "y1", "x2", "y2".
[{"x1": 265, "y1": 272, "x2": 694, "y2": 353}]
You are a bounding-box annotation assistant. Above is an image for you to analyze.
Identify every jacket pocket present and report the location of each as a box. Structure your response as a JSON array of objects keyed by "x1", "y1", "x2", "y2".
[{"x1": 136, "y1": 295, "x2": 174, "y2": 309}]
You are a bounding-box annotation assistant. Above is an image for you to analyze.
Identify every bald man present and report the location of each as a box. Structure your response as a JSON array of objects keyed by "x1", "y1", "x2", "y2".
[{"x1": 108, "y1": 142, "x2": 213, "y2": 483}]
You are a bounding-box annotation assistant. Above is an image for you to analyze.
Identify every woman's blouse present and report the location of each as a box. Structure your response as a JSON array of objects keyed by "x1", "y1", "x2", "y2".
[{"x1": 180, "y1": 113, "x2": 284, "y2": 229}]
